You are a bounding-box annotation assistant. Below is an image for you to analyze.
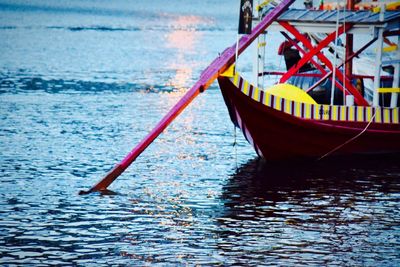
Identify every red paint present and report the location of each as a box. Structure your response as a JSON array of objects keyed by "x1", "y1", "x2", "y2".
[
  {"x1": 279, "y1": 21, "x2": 369, "y2": 106},
  {"x1": 306, "y1": 37, "x2": 378, "y2": 93},
  {"x1": 347, "y1": 0, "x2": 354, "y2": 10},
  {"x1": 280, "y1": 32, "x2": 327, "y2": 74},
  {"x1": 278, "y1": 22, "x2": 349, "y2": 83},
  {"x1": 278, "y1": 31, "x2": 350, "y2": 95}
]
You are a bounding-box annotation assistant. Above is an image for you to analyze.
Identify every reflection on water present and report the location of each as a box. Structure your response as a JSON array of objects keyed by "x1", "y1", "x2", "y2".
[
  {"x1": 165, "y1": 15, "x2": 207, "y2": 90},
  {"x1": 218, "y1": 156, "x2": 400, "y2": 265},
  {"x1": 166, "y1": 16, "x2": 208, "y2": 51}
]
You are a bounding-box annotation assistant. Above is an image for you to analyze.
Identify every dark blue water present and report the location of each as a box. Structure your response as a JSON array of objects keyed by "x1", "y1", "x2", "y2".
[{"x1": 1, "y1": 0, "x2": 399, "y2": 265}]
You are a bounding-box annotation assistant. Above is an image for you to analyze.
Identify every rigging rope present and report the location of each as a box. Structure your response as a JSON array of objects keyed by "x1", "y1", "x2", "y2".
[
  {"x1": 233, "y1": 124, "x2": 238, "y2": 169},
  {"x1": 317, "y1": 109, "x2": 377, "y2": 160}
]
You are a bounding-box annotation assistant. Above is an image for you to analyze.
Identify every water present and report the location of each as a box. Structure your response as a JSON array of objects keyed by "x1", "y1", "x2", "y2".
[{"x1": 1, "y1": 0, "x2": 399, "y2": 265}]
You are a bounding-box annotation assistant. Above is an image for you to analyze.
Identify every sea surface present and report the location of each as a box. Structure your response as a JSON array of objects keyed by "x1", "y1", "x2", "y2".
[{"x1": 1, "y1": 0, "x2": 399, "y2": 265}]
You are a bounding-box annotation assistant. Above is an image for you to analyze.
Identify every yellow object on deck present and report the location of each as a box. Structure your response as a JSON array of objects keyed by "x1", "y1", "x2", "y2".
[{"x1": 266, "y1": 83, "x2": 317, "y2": 104}]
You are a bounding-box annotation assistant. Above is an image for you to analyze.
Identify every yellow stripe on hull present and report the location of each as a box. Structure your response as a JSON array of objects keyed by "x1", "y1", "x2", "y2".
[{"x1": 227, "y1": 74, "x2": 400, "y2": 125}]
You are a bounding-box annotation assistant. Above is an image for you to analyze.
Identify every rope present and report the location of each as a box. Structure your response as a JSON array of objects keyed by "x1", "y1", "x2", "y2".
[{"x1": 317, "y1": 110, "x2": 377, "y2": 161}]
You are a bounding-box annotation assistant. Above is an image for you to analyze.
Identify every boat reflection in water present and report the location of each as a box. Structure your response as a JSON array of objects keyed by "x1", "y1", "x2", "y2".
[{"x1": 217, "y1": 156, "x2": 400, "y2": 265}]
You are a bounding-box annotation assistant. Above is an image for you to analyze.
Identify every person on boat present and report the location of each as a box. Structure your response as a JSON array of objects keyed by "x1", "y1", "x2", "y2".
[
  {"x1": 277, "y1": 36, "x2": 314, "y2": 72},
  {"x1": 277, "y1": 0, "x2": 315, "y2": 71}
]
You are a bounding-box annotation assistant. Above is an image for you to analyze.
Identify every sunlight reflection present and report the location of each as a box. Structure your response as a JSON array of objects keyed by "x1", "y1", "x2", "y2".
[
  {"x1": 166, "y1": 16, "x2": 206, "y2": 51},
  {"x1": 167, "y1": 30, "x2": 196, "y2": 52},
  {"x1": 165, "y1": 15, "x2": 209, "y2": 91},
  {"x1": 155, "y1": 15, "x2": 212, "y2": 163}
]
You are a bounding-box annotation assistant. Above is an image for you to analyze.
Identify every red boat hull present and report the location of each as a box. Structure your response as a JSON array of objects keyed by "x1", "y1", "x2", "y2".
[{"x1": 218, "y1": 76, "x2": 400, "y2": 160}]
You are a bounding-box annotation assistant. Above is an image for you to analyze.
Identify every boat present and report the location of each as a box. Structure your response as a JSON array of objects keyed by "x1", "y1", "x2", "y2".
[
  {"x1": 217, "y1": 0, "x2": 400, "y2": 161},
  {"x1": 82, "y1": 0, "x2": 399, "y2": 193}
]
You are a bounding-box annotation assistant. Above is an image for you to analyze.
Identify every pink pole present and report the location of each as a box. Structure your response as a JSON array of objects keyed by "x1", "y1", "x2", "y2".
[{"x1": 79, "y1": 0, "x2": 295, "y2": 194}]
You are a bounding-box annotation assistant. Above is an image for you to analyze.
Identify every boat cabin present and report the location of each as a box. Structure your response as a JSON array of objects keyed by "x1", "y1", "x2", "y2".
[{"x1": 251, "y1": 0, "x2": 399, "y2": 108}]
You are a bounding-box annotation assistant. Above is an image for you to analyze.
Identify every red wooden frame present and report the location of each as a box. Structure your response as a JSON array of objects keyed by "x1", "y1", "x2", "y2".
[
  {"x1": 279, "y1": 31, "x2": 350, "y2": 95},
  {"x1": 306, "y1": 37, "x2": 378, "y2": 93},
  {"x1": 279, "y1": 21, "x2": 369, "y2": 106}
]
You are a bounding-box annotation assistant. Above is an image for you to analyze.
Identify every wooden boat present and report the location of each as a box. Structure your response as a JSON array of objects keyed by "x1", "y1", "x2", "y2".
[
  {"x1": 83, "y1": 0, "x2": 399, "y2": 193},
  {"x1": 217, "y1": 0, "x2": 400, "y2": 161}
]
